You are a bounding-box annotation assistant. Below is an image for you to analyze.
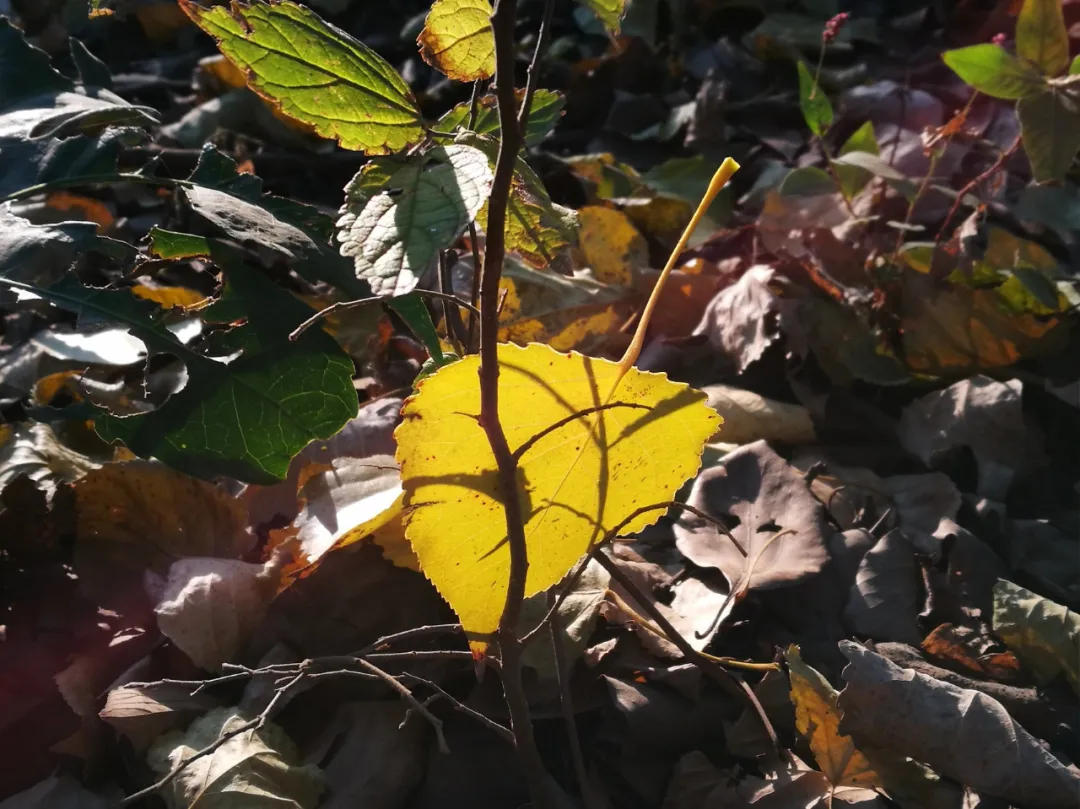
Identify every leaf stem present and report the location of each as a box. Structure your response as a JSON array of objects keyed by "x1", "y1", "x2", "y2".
[
  {"x1": 483, "y1": 2, "x2": 554, "y2": 807},
  {"x1": 613, "y1": 158, "x2": 739, "y2": 390}
]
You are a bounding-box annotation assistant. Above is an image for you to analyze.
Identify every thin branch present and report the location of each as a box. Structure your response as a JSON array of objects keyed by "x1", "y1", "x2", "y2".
[
  {"x1": 401, "y1": 673, "x2": 515, "y2": 744},
  {"x1": 354, "y1": 623, "x2": 462, "y2": 656},
  {"x1": 548, "y1": 591, "x2": 602, "y2": 809},
  {"x1": 288, "y1": 290, "x2": 480, "y2": 341},
  {"x1": 364, "y1": 650, "x2": 474, "y2": 663},
  {"x1": 935, "y1": 134, "x2": 1021, "y2": 242},
  {"x1": 484, "y1": 2, "x2": 553, "y2": 807},
  {"x1": 592, "y1": 551, "x2": 780, "y2": 753},
  {"x1": 517, "y1": 0, "x2": 556, "y2": 134},
  {"x1": 352, "y1": 657, "x2": 450, "y2": 753}
]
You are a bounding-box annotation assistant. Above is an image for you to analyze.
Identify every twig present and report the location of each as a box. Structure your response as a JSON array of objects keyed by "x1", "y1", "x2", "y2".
[
  {"x1": 352, "y1": 657, "x2": 450, "y2": 753},
  {"x1": 935, "y1": 134, "x2": 1022, "y2": 242},
  {"x1": 364, "y1": 650, "x2": 473, "y2": 663},
  {"x1": 517, "y1": 0, "x2": 555, "y2": 135},
  {"x1": 401, "y1": 673, "x2": 515, "y2": 743},
  {"x1": 483, "y1": 2, "x2": 554, "y2": 807},
  {"x1": 119, "y1": 672, "x2": 306, "y2": 806},
  {"x1": 288, "y1": 290, "x2": 480, "y2": 341},
  {"x1": 592, "y1": 552, "x2": 780, "y2": 753},
  {"x1": 466, "y1": 79, "x2": 485, "y2": 354},
  {"x1": 355, "y1": 623, "x2": 462, "y2": 656},
  {"x1": 548, "y1": 591, "x2": 601, "y2": 809}
]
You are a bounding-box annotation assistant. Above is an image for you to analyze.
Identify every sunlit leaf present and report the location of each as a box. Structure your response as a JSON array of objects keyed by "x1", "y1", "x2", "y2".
[
  {"x1": 180, "y1": 0, "x2": 425, "y2": 154},
  {"x1": 418, "y1": 0, "x2": 495, "y2": 82},
  {"x1": 785, "y1": 645, "x2": 881, "y2": 792},
  {"x1": 796, "y1": 61, "x2": 833, "y2": 136},
  {"x1": 336, "y1": 143, "x2": 493, "y2": 296},
  {"x1": 1016, "y1": 0, "x2": 1070, "y2": 77},
  {"x1": 576, "y1": 0, "x2": 628, "y2": 34},
  {"x1": 396, "y1": 341, "x2": 718, "y2": 642},
  {"x1": 993, "y1": 580, "x2": 1079, "y2": 696},
  {"x1": 836, "y1": 121, "x2": 879, "y2": 198},
  {"x1": 942, "y1": 44, "x2": 1046, "y2": 99}
]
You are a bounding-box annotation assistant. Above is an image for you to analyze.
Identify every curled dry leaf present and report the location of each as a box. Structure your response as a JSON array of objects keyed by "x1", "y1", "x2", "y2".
[
  {"x1": 148, "y1": 707, "x2": 324, "y2": 809},
  {"x1": 694, "y1": 265, "x2": 783, "y2": 373},
  {"x1": 837, "y1": 641, "x2": 1080, "y2": 809},
  {"x1": 100, "y1": 682, "x2": 220, "y2": 751},
  {"x1": 993, "y1": 580, "x2": 1080, "y2": 696},
  {"x1": 674, "y1": 440, "x2": 831, "y2": 596},
  {"x1": 154, "y1": 556, "x2": 282, "y2": 671},
  {"x1": 0, "y1": 423, "x2": 98, "y2": 501},
  {"x1": 701, "y1": 384, "x2": 816, "y2": 446},
  {"x1": 843, "y1": 530, "x2": 921, "y2": 645}
]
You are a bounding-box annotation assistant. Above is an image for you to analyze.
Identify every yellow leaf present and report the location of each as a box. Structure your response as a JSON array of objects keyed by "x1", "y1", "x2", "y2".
[
  {"x1": 785, "y1": 645, "x2": 881, "y2": 791},
  {"x1": 578, "y1": 206, "x2": 647, "y2": 285},
  {"x1": 395, "y1": 342, "x2": 718, "y2": 640},
  {"x1": 131, "y1": 284, "x2": 209, "y2": 311},
  {"x1": 418, "y1": 0, "x2": 496, "y2": 82}
]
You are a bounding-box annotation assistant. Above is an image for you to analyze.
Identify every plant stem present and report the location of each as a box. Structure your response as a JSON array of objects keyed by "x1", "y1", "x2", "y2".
[
  {"x1": 484, "y1": 2, "x2": 553, "y2": 807},
  {"x1": 518, "y1": 0, "x2": 555, "y2": 134}
]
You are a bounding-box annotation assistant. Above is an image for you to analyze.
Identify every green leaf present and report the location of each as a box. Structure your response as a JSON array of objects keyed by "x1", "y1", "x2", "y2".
[
  {"x1": 180, "y1": 0, "x2": 425, "y2": 154},
  {"x1": 993, "y1": 580, "x2": 1080, "y2": 696},
  {"x1": 1017, "y1": 87, "x2": 1080, "y2": 182},
  {"x1": 436, "y1": 89, "x2": 565, "y2": 147},
  {"x1": 942, "y1": 44, "x2": 1046, "y2": 99},
  {"x1": 577, "y1": 0, "x2": 629, "y2": 34},
  {"x1": 182, "y1": 146, "x2": 365, "y2": 295},
  {"x1": 388, "y1": 294, "x2": 450, "y2": 367},
  {"x1": 0, "y1": 208, "x2": 124, "y2": 288},
  {"x1": 0, "y1": 18, "x2": 157, "y2": 139},
  {"x1": 836, "y1": 120, "x2": 879, "y2": 198},
  {"x1": 796, "y1": 61, "x2": 833, "y2": 136},
  {"x1": 149, "y1": 229, "x2": 212, "y2": 259},
  {"x1": 337, "y1": 143, "x2": 493, "y2": 296},
  {"x1": 779, "y1": 166, "x2": 836, "y2": 197},
  {"x1": 1016, "y1": 0, "x2": 1070, "y2": 77},
  {"x1": 1, "y1": 224, "x2": 357, "y2": 483},
  {"x1": 1071, "y1": 55, "x2": 1080, "y2": 75},
  {"x1": 0, "y1": 126, "x2": 146, "y2": 202}
]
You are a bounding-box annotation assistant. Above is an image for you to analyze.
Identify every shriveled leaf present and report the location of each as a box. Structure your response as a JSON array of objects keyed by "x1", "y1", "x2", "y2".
[
  {"x1": 797, "y1": 61, "x2": 833, "y2": 136},
  {"x1": 148, "y1": 707, "x2": 324, "y2": 809},
  {"x1": 942, "y1": 44, "x2": 1046, "y2": 99},
  {"x1": 993, "y1": 580, "x2": 1080, "y2": 696},
  {"x1": 337, "y1": 144, "x2": 493, "y2": 296},
  {"x1": 843, "y1": 530, "x2": 921, "y2": 645},
  {"x1": 418, "y1": 0, "x2": 495, "y2": 82},
  {"x1": 0, "y1": 208, "x2": 113, "y2": 288},
  {"x1": 396, "y1": 342, "x2": 718, "y2": 641},
  {"x1": 73, "y1": 460, "x2": 253, "y2": 603},
  {"x1": 155, "y1": 557, "x2": 281, "y2": 671},
  {"x1": 838, "y1": 642, "x2": 1080, "y2": 809},
  {"x1": 701, "y1": 384, "x2": 815, "y2": 446},
  {"x1": 694, "y1": 265, "x2": 783, "y2": 372},
  {"x1": 785, "y1": 645, "x2": 880, "y2": 792},
  {"x1": 436, "y1": 89, "x2": 564, "y2": 147},
  {"x1": 675, "y1": 440, "x2": 830, "y2": 595},
  {"x1": 577, "y1": 206, "x2": 646, "y2": 285},
  {"x1": 577, "y1": 0, "x2": 628, "y2": 34},
  {"x1": 0, "y1": 423, "x2": 98, "y2": 501},
  {"x1": 1016, "y1": 0, "x2": 1070, "y2": 77},
  {"x1": 180, "y1": 0, "x2": 424, "y2": 154},
  {"x1": 1017, "y1": 86, "x2": 1080, "y2": 183}
]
